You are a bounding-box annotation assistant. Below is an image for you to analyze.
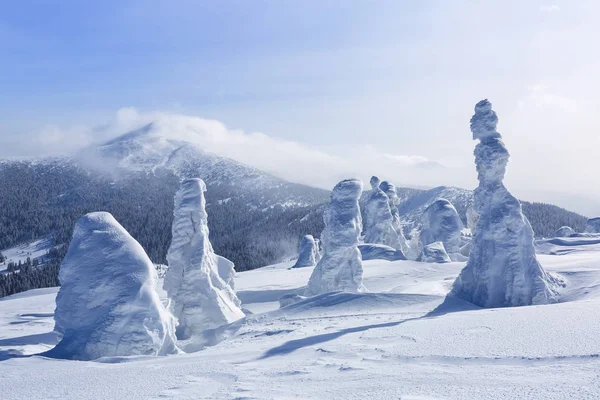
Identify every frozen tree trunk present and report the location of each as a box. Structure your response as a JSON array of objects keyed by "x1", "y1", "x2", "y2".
[
  {"x1": 451, "y1": 100, "x2": 559, "y2": 308},
  {"x1": 164, "y1": 179, "x2": 244, "y2": 341},
  {"x1": 48, "y1": 212, "x2": 178, "y2": 360},
  {"x1": 306, "y1": 178, "x2": 364, "y2": 296}
]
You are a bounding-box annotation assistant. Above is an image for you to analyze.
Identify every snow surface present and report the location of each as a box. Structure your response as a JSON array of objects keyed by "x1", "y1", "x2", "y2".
[
  {"x1": 47, "y1": 212, "x2": 177, "y2": 360},
  {"x1": 2, "y1": 241, "x2": 600, "y2": 398}
]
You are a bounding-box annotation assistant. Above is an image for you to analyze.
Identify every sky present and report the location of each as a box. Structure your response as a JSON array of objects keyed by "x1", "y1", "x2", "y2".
[{"x1": 1, "y1": 1, "x2": 599, "y2": 214}]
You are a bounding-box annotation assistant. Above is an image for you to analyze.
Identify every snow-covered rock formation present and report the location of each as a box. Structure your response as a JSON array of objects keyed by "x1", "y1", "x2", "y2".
[
  {"x1": 164, "y1": 179, "x2": 244, "y2": 341},
  {"x1": 451, "y1": 100, "x2": 559, "y2": 308},
  {"x1": 363, "y1": 176, "x2": 402, "y2": 249},
  {"x1": 419, "y1": 198, "x2": 463, "y2": 259},
  {"x1": 306, "y1": 179, "x2": 364, "y2": 296},
  {"x1": 48, "y1": 212, "x2": 177, "y2": 360},
  {"x1": 292, "y1": 235, "x2": 321, "y2": 268},
  {"x1": 378, "y1": 180, "x2": 411, "y2": 256},
  {"x1": 585, "y1": 218, "x2": 600, "y2": 233},
  {"x1": 417, "y1": 242, "x2": 451, "y2": 263},
  {"x1": 555, "y1": 226, "x2": 575, "y2": 238}
]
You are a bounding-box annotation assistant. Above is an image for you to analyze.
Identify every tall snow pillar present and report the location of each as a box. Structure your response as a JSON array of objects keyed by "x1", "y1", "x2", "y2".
[
  {"x1": 164, "y1": 178, "x2": 244, "y2": 341},
  {"x1": 451, "y1": 100, "x2": 558, "y2": 307},
  {"x1": 306, "y1": 178, "x2": 364, "y2": 295}
]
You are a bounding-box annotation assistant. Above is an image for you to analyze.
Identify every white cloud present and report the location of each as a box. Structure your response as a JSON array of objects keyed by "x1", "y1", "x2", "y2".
[
  {"x1": 519, "y1": 84, "x2": 578, "y2": 113},
  {"x1": 540, "y1": 5, "x2": 560, "y2": 13},
  {"x1": 13, "y1": 108, "x2": 463, "y2": 191}
]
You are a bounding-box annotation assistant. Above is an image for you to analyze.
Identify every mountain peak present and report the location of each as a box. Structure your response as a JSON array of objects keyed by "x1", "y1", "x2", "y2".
[{"x1": 103, "y1": 123, "x2": 155, "y2": 146}]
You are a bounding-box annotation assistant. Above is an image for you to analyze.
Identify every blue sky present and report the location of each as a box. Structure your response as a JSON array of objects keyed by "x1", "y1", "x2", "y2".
[{"x1": 1, "y1": 1, "x2": 599, "y2": 213}]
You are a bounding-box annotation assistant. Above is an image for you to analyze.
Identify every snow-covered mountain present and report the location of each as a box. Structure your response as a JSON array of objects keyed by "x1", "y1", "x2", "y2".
[{"x1": 80, "y1": 123, "x2": 329, "y2": 208}]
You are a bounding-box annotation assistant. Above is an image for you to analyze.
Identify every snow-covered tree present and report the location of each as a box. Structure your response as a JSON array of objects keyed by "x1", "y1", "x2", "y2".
[
  {"x1": 292, "y1": 234, "x2": 320, "y2": 268},
  {"x1": 164, "y1": 179, "x2": 244, "y2": 341},
  {"x1": 585, "y1": 217, "x2": 600, "y2": 233},
  {"x1": 363, "y1": 176, "x2": 403, "y2": 251},
  {"x1": 451, "y1": 100, "x2": 559, "y2": 308},
  {"x1": 379, "y1": 180, "x2": 411, "y2": 256},
  {"x1": 306, "y1": 178, "x2": 364, "y2": 296},
  {"x1": 48, "y1": 212, "x2": 178, "y2": 360},
  {"x1": 419, "y1": 198, "x2": 463, "y2": 259}
]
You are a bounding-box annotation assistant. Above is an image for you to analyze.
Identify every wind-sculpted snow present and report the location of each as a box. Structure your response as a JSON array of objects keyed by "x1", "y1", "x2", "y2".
[
  {"x1": 363, "y1": 176, "x2": 402, "y2": 249},
  {"x1": 420, "y1": 198, "x2": 463, "y2": 260},
  {"x1": 417, "y1": 241, "x2": 451, "y2": 263},
  {"x1": 555, "y1": 226, "x2": 575, "y2": 238},
  {"x1": 164, "y1": 179, "x2": 244, "y2": 341},
  {"x1": 306, "y1": 179, "x2": 364, "y2": 296},
  {"x1": 378, "y1": 180, "x2": 411, "y2": 256},
  {"x1": 585, "y1": 217, "x2": 600, "y2": 233},
  {"x1": 292, "y1": 235, "x2": 321, "y2": 268},
  {"x1": 451, "y1": 100, "x2": 559, "y2": 308},
  {"x1": 47, "y1": 212, "x2": 177, "y2": 360},
  {"x1": 215, "y1": 255, "x2": 237, "y2": 291}
]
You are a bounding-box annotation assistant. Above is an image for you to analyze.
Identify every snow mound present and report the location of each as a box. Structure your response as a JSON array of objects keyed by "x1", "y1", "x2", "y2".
[
  {"x1": 451, "y1": 100, "x2": 559, "y2": 308},
  {"x1": 164, "y1": 179, "x2": 244, "y2": 342},
  {"x1": 585, "y1": 217, "x2": 600, "y2": 233},
  {"x1": 306, "y1": 178, "x2": 364, "y2": 296},
  {"x1": 418, "y1": 242, "x2": 451, "y2": 263},
  {"x1": 419, "y1": 198, "x2": 463, "y2": 259},
  {"x1": 555, "y1": 226, "x2": 575, "y2": 238},
  {"x1": 47, "y1": 212, "x2": 177, "y2": 360},
  {"x1": 292, "y1": 235, "x2": 321, "y2": 268},
  {"x1": 358, "y1": 244, "x2": 406, "y2": 261}
]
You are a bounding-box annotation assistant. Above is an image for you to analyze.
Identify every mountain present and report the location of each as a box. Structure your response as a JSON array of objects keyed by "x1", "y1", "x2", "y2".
[{"x1": 0, "y1": 124, "x2": 330, "y2": 277}]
